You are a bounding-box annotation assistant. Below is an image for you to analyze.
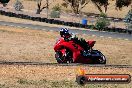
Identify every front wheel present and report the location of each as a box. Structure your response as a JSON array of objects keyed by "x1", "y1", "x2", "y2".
[{"x1": 55, "y1": 49, "x2": 73, "y2": 63}]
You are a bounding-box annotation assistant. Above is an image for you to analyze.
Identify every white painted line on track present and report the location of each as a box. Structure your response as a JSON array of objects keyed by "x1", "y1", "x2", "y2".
[
  {"x1": 25, "y1": 27, "x2": 29, "y2": 29},
  {"x1": 92, "y1": 35, "x2": 96, "y2": 37},
  {"x1": 124, "y1": 39, "x2": 129, "y2": 41},
  {"x1": 17, "y1": 26, "x2": 22, "y2": 28},
  {"x1": 45, "y1": 30, "x2": 49, "y2": 32},
  {"x1": 118, "y1": 38, "x2": 121, "y2": 40},
  {"x1": 100, "y1": 36, "x2": 104, "y2": 38},
  {"x1": 83, "y1": 33, "x2": 86, "y2": 35},
  {"x1": 108, "y1": 37, "x2": 112, "y2": 38},
  {"x1": 75, "y1": 33, "x2": 78, "y2": 35},
  {"x1": 10, "y1": 25, "x2": 14, "y2": 27},
  {"x1": 3, "y1": 24, "x2": 7, "y2": 26},
  {"x1": 50, "y1": 30, "x2": 53, "y2": 32}
]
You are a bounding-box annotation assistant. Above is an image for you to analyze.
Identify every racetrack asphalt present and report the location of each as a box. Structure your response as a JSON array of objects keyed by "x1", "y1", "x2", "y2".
[{"x1": 0, "y1": 20, "x2": 132, "y2": 41}]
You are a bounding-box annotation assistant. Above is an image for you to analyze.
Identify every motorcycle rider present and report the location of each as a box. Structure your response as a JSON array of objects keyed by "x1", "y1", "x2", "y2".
[
  {"x1": 60, "y1": 28, "x2": 73, "y2": 41},
  {"x1": 59, "y1": 28, "x2": 91, "y2": 56}
]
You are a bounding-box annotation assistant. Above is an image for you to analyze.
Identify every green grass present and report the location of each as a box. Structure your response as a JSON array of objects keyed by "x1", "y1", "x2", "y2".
[
  {"x1": 15, "y1": 78, "x2": 132, "y2": 88},
  {"x1": 17, "y1": 78, "x2": 47, "y2": 85},
  {"x1": 0, "y1": 84, "x2": 8, "y2": 88}
]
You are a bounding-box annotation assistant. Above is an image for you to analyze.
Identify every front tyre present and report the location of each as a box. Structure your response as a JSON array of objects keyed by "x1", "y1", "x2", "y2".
[
  {"x1": 55, "y1": 50, "x2": 73, "y2": 63},
  {"x1": 55, "y1": 51, "x2": 66, "y2": 63}
]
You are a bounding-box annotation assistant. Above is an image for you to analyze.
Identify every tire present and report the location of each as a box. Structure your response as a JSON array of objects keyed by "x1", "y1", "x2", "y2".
[
  {"x1": 55, "y1": 51, "x2": 66, "y2": 63},
  {"x1": 55, "y1": 49, "x2": 73, "y2": 63},
  {"x1": 98, "y1": 54, "x2": 106, "y2": 64},
  {"x1": 92, "y1": 50, "x2": 106, "y2": 64}
]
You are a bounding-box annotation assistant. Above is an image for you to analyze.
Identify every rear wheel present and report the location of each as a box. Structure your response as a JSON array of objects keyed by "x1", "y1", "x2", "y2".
[
  {"x1": 92, "y1": 50, "x2": 106, "y2": 64},
  {"x1": 98, "y1": 54, "x2": 106, "y2": 64}
]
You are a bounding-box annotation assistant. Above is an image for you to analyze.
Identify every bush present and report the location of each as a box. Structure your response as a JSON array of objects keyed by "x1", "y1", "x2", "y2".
[
  {"x1": 124, "y1": 9, "x2": 132, "y2": 23},
  {"x1": 50, "y1": 11, "x2": 60, "y2": 18},
  {"x1": 99, "y1": 12, "x2": 107, "y2": 18},
  {"x1": 124, "y1": 9, "x2": 132, "y2": 34},
  {"x1": 52, "y1": 4, "x2": 61, "y2": 12},
  {"x1": 50, "y1": 4, "x2": 61, "y2": 18},
  {"x1": 95, "y1": 13, "x2": 110, "y2": 31},
  {"x1": 14, "y1": 0, "x2": 24, "y2": 11}
]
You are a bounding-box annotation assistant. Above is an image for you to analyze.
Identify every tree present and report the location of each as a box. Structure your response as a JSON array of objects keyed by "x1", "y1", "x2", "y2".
[
  {"x1": 116, "y1": 0, "x2": 131, "y2": 10},
  {"x1": 62, "y1": 0, "x2": 90, "y2": 14},
  {"x1": 0, "y1": 0, "x2": 10, "y2": 7},
  {"x1": 91, "y1": 0, "x2": 109, "y2": 13},
  {"x1": 36, "y1": 0, "x2": 49, "y2": 14},
  {"x1": 62, "y1": 0, "x2": 131, "y2": 14},
  {"x1": 91, "y1": 0, "x2": 131, "y2": 13},
  {"x1": 62, "y1": 0, "x2": 109, "y2": 13}
]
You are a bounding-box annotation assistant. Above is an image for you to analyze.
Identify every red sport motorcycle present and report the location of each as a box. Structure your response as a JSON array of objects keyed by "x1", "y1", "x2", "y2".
[{"x1": 54, "y1": 36, "x2": 106, "y2": 64}]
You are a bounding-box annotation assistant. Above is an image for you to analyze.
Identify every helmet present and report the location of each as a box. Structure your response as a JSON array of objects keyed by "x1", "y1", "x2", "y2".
[{"x1": 60, "y1": 28, "x2": 69, "y2": 37}]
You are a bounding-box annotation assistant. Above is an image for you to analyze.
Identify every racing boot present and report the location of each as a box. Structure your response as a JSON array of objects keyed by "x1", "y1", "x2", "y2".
[{"x1": 82, "y1": 50, "x2": 91, "y2": 57}]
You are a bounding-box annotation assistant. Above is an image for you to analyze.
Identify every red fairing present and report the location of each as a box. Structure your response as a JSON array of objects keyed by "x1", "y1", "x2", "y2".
[
  {"x1": 87, "y1": 41, "x2": 96, "y2": 48},
  {"x1": 54, "y1": 38, "x2": 82, "y2": 62}
]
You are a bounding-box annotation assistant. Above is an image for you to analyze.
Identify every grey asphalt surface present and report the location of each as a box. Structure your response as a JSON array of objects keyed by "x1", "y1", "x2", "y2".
[{"x1": 0, "y1": 21, "x2": 132, "y2": 40}]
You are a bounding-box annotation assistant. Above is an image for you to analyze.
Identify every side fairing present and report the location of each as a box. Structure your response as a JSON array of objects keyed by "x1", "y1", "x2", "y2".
[{"x1": 54, "y1": 38, "x2": 82, "y2": 60}]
